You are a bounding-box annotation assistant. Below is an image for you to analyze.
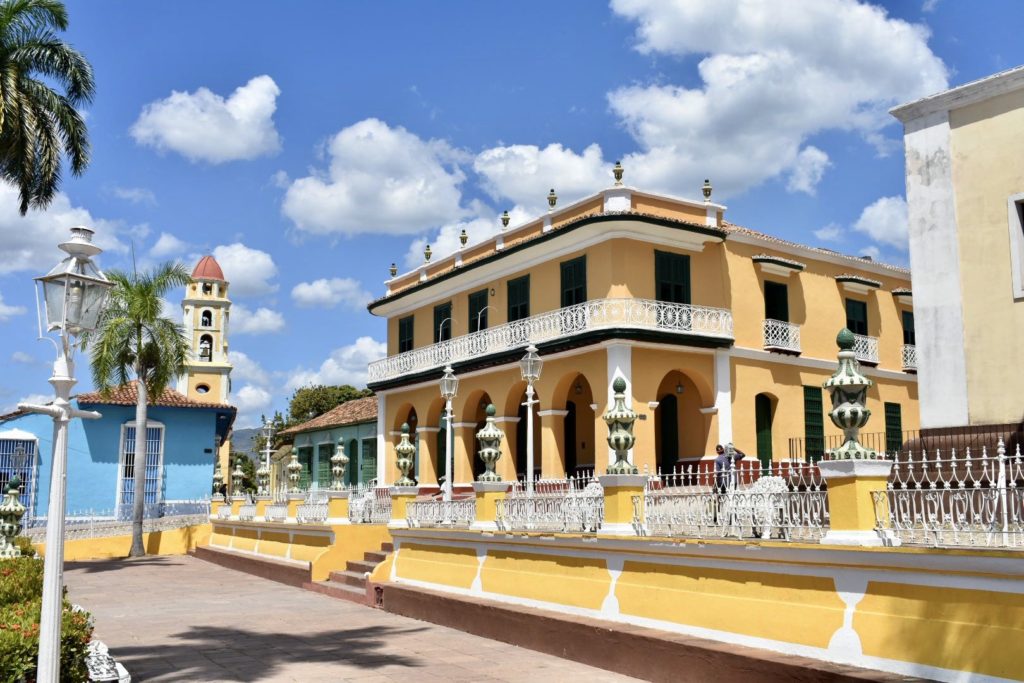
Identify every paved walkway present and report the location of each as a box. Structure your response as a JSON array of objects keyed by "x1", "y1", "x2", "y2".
[{"x1": 65, "y1": 555, "x2": 640, "y2": 682}]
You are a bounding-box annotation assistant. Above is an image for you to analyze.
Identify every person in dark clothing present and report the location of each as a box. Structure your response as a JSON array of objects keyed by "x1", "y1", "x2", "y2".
[{"x1": 714, "y1": 443, "x2": 746, "y2": 492}]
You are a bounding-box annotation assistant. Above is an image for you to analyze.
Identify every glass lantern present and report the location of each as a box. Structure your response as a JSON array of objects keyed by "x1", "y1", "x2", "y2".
[
  {"x1": 439, "y1": 365, "x2": 459, "y2": 401},
  {"x1": 35, "y1": 227, "x2": 113, "y2": 337},
  {"x1": 519, "y1": 345, "x2": 543, "y2": 383}
]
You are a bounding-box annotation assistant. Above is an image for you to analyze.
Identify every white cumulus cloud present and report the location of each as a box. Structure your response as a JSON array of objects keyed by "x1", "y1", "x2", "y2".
[
  {"x1": 232, "y1": 304, "x2": 285, "y2": 335},
  {"x1": 211, "y1": 243, "x2": 278, "y2": 296},
  {"x1": 291, "y1": 277, "x2": 373, "y2": 309},
  {"x1": 603, "y1": 0, "x2": 948, "y2": 198},
  {"x1": 786, "y1": 146, "x2": 831, "y2": 195},
  {"x1": 149, "y1": 232, "x2": 189, "y2": 258},
  {"x1": 233, "y1": 384, "x2": 274, "y2": 428},
  {"x1": 814, "y1": 223, "x2": 843, "y2": 243},
  {"x1": 853, "y1": 196, "x2": 908, "y2": 249},
  {"x1": 0, "y1": 293, "x2": 25, "y2": 322},
  {"x1": 131, "y1": 75, "x2": 282, "y2": 164},
  {"x1": 281, "y1": 118, "x2": 467, "y2": 236},
  {"x1": 286, "y1": 336, "x2": 385, "y2": 391},
  {"x1": 11, "y1": 351, "x2": 36, "y2": 364},
  {"x1": 228, "y1": 350, "x2": 271, "y2": 386}
]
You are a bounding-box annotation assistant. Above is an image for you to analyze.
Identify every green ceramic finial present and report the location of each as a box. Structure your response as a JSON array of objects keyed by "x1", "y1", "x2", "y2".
[
  {"x1": 836, "y1": 327, "x2": 855, "y2": 351},
  {"x1": 613, "y1": 377, "x2": 626, "y2": 393},
  {"x1": 486, "y1": 403, "x2": 496, "y2": 417},
  {"x1": 401, "y1": 422, "x2": 409, "y2": 434}
]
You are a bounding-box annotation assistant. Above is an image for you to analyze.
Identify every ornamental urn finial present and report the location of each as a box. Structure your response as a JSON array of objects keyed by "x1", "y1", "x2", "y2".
[
  {"x1": 286, "y1": 451, "x2": 302, "y2": 493},
  {"x1": 231, "y1": 457, "x2": 245, "y2": 499},
  {"x1": 475, "y1": 404, "x2": 504, "y2": 482},
  {"x1": 389, "y1": 262, "x2": 398, "y2": 277},
  {"x1": 459, "y1": 228, "x2": 468, "y2": 247},
  {"x1": 547, "y1": 188, "x2": 557, "y2": 211},
  {"x1": 823, "y1": 328, "x2": 880, "y2": 460},
  {"x1": 0, "y1": 475, "x2": 25, "y2": 558},
  {"x1": 501, "y1": 210, "x2": 510, "y2": 229},
  {"x1": 613, "y1": 161, "x2": 624, "y2": 186},
  {"x1": 603, "y1": 377, "x2": 638, "y2": 474},
  {"x1": 702, "y1": 178, "x2": 712, "y2": 202},
  {"x1": 394, "y1": 423, "x2": 417, "y2": 486},
  {"x1": 424, "y1": 244, "x2": 432, "y2": 263},
  {"x1": 212, "y1": 458, "x2": 224, "y2": 497},
  {"x1": 331, "y1": 437, "x2": 350, "y2": 491}
]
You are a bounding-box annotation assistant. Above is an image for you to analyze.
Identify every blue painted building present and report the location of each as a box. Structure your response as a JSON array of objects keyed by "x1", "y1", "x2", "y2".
[{"x1": 0, "y1": 382, "x2": 235, "y2": 518}]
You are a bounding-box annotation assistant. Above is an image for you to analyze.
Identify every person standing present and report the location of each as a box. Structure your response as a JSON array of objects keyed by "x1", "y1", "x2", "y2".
[{"x1": 714, "y1": 443, "x2": 746, "y2": 492}]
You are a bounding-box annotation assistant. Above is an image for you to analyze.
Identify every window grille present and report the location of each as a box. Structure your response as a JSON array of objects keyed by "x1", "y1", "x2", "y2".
[
  {"x1": 0, "y1": 438, "x2": 37, "y2": 517},
  {"x1": 118, "y1": 424, "x2": 164, "y2": 515}
]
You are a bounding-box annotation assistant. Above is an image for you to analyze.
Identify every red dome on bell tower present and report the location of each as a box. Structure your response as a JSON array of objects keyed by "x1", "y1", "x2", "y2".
[{"x1": 191, "y1": 255, "x2": 225, "y2": 281}]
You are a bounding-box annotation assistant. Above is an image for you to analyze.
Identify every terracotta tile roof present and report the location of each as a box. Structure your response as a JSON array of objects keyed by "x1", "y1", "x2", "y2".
[
  {"x1": 278, "y1": 396, "x2": 377, "y2": 435},
  {"x1": 192, "y1": 255, "x2": 225, "y2": 281},
  {"x1": 77, "y1": 381, "x2": 234, "y2": 410}
]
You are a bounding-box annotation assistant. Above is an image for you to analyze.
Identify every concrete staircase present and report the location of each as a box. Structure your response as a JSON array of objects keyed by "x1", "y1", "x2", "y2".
[{"x1": 305, "y1": 542, "x2": 393, "y2": 606}]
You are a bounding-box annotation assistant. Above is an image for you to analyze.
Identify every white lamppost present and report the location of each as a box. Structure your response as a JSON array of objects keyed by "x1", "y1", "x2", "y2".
[
  {"x1": 519, "y1": 345, "x2": 543, "y2": 494},
  {"x1": 256, "y1": 419, "x2": 273, "y2": 496},
  {"x1": 19, "y1": 226, "x2": 112, "y2": 683},
  {"x1": 439, "y1": 365, "x2": 459, "y2": 501}
]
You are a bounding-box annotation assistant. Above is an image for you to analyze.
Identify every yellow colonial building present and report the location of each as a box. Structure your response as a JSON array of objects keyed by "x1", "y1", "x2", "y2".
[{"x1": 366, "y1": 168, "x2": 919, "y2": 487}]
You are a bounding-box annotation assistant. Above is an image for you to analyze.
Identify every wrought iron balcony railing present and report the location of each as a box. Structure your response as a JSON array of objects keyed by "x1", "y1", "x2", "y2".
[
  {"x1": 368, "y1": 298, "x2": 734, "y2": 384},
  {"x1": 901, "y1": 344, "x2": 917, "y2": 372},
  {"x1": 852, "y1": 333, "x2": 879, "y2": 365},
  {"x1": 762, "y1": 319, "x2": 800, "y2": 353}
]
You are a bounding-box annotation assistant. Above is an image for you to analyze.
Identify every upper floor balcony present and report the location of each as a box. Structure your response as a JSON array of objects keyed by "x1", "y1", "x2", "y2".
[
  {"x1": 901, "y1": 344, "x2": 918, "y2": 372},
  {"x1": 852, "y1": 333, "x2": 879, "y2": 365},
  {"x1": 762, "y1": 319, "x2": 801, "y2": 354},
  {"x1": 368, "y1": 297, "x2": 734, "y2": 385}
]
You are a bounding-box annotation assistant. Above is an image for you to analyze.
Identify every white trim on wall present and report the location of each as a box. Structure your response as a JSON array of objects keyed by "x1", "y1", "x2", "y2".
[{"x1": 1007, "y1": 192, "x2": 1024, "y2": 300}]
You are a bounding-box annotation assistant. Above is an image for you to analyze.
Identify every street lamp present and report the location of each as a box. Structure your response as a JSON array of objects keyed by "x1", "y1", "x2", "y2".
[
  {"x1": 519, "y1": 345, "x2": 543, "y2": 494},
  {"x1": 474, "y1": 305, "x2": 491, "y2": 333},
  {"x1": 439, "y1": 365, "x2": 459, "y2": 501},
  {"x1": 437, "y1": 317, "x2": 452, "y2": 343},
  {"x1": 19, "y1": 226, "x2": 112, "y2": 683},
  {"x1": 256, "y1": 419, "x2": 273, "y2": 496}
]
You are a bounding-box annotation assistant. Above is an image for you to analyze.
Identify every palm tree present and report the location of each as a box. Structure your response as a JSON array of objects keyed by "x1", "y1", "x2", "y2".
[
  {"x1": 87, "y1": 263, "x2": 191, "y2": 557},
  {"x1": 0, "y1": 0, "x2": 94, "y2": 214}
]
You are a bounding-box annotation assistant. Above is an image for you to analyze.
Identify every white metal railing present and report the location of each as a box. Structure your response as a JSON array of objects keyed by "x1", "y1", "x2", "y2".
[
  {"x1": 216, "y1": 505, "x2": 232, "y2": 520},
  {"x1": 762, "y1": 319, "x2": 801, "y2": 353},
  {"x1": 296, "y1": 490, "x2": 329, "y2": 524},
  {"x1": 496, "y1": 479, "x2": 604, "y2": 533},
  {"x1": 852, "y1": 333, "x2": 879, "y2": 364},
  {"x1": 349, "y1": 485, "x2": 392, "y2": 524},
  {"x1": 873, "y1": 441, "x2": 1024, "y2": 548},
  {"x1": 368, "y1": 298, "x2": 733, "y2": 383},
  {"x1": 237, "y1": 498, "x2": 256, "y2": 522},
  {"x1": 901, "y1": 344, "x2": 917, "y2": 371},
  {"x1": 265, "y1": 503, "x2": 287, "y2": 523},
  {"x1": 634, "y1": 459, "x2": 827, "y2": 541},
  {"x1": 23, "y1": 507, "x2": 210, "y2": 542},
  {"x1": 407, "y1": 499, "x2": 476, "y2": 528}
]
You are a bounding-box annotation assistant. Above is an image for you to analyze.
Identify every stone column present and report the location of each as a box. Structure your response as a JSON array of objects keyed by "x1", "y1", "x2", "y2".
[
  {"x1": 416, "y1": 427, "x2": 440, "y2": 486},
  {"x1": 327, "y1": 491, "x2": 350, "y2": 523},
  {"x1": 453, "y1": 422, "x2": 477, "y2": 490},
  {"x1": 492, "y1": 416, "x2": 519, "y2": 482},
  {"x1": 819, "y1": 329, "x2": 897, "y2": 547},
  {"x1": 539, "y1": 410, "x2": 567, "y2": 479}
]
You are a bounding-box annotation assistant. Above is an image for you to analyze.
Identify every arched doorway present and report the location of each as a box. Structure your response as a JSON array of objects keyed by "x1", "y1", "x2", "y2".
[
  {"x1": 755, "y1": 394, "x2": 775, "y2": 468},
  {"x1": 654, "y1": 370, "x2": 712, "y2": 470},
  {"x1": 560, "y1": 374, "x2": 595, "y2": 478},
  {"x1": 656, "y1": 394, "x2": 679, "y2": 473}
]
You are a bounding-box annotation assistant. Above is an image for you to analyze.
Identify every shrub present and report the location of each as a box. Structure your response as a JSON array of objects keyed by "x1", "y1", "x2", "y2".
[
  {"x1": 13, "y1": 536, "x2": 36, "y2": 558},
  {"x1": 0, "y1": 599, "x2": 93, "y2": 683},
  {"x1": 0, "y1": 558, "x2": 94, "y2": 682}
]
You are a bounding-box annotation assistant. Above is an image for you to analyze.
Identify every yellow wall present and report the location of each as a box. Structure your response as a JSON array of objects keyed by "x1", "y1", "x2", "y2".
[
  {"x1": 949, "y1": 90, "x2": 1024, "y2": 424},
  {"x1": 34, "y1": 523, "x2": 212, "y2": 561}
]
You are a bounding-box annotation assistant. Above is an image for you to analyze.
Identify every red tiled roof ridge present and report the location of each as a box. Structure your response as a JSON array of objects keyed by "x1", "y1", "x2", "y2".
[
  {"x1": 278, "y1": 395, "x2": 377, "y2": 435},
  {"x1": 77, "y1": 380, "x2": 234, "y2": 410}
]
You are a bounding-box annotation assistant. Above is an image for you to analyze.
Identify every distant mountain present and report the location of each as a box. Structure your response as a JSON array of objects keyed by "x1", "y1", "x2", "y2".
[{"x1": 231, "y1": 428, "x2": 261, "y2": 456}]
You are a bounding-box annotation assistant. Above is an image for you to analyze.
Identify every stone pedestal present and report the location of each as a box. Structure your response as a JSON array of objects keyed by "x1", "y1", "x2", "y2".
[
  {"x1": 255, "y1": 495, "x2": 271, "y2": 518},
  {"x1": 819, "y1": 459, "x2": 897, "y2": 547},
  {"x1": 471, "y1": 481, "x2": 510, "y2": 531},
  {"x1": 598, "y1": 474, "x2": 647, "y2": 536},
  {"x1": 230, "y1": 497, "x2": 245, "y2": 516},
  {"x1": 210, "y1": 496, "x2": 225, "y2": 517},
  {"x1": 328, "y1": 492, "x2": 350, "y2": 523},
  {"x1": 287, "y1": 493, "x2": 305, "y2": 521},
  {"x1": 389, "y1": 486, "x2": 420, "y2": 529}
]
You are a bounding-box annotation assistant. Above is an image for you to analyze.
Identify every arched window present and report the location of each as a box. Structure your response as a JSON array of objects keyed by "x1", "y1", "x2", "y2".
[
  {"x1": 199, "y1": 334, "x2": 213, "y2": 361},
  {"x1": 202, "y1": 282, "x2": 213, "y2": 295},
  {"x1": 200, "y1": 310, "x2": 212, "y2": 328}
]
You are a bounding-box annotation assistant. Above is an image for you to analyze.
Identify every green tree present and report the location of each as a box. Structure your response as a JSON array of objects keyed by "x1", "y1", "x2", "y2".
[
  {"x1": 86, "y1": 262, "x2": 191, "y2": 557},
  {"x1": 287, "y1": 384, "x2": 371, "y2": 426},
  {"x1": 0, "y1": 0, "x2": 95, "y2": 214},
  {"x1": 229, "y1": 453, "x2": 257, "y2": 494}
]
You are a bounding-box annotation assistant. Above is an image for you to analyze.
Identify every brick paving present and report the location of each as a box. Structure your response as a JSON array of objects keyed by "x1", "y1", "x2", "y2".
[{"x1": 64, "y1": 555, "x2": 640, "y2": 682}]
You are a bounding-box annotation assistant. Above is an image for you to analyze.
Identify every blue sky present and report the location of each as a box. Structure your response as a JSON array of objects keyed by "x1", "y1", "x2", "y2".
[{"x1": 0, "y1": 0, "x2": 1020, "y2": 427}]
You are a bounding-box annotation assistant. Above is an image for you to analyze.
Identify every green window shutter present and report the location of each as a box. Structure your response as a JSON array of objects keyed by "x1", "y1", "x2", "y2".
[
  {"x1": 398, "y1": 316, "x2": 414, "y2": 353},
  {"x1": 360, "y1": 438, "x2": 377, "y2": 484},
  {"x1": 468, "y1": 289, "x2": 489, "y2": 333},
  {"x1": 764, "y1": 281, "x2": 789, "y2": 322},
  {"x1": 884, "y1": 403, "x2": 903, "y2": 455},
  {"x1": 298, "y1": 448, "x2": 313, "y2": 489},
  {"x1": 507, "y1": 275, "x2": 530, "y2": 322},
  {"x1": 902, "y1": 311, "x2": 916, "y2": 346},
  {"x1": 560, "y1": 256, "x2": 587, "y2": 307},
  {"x1": 317, "y1": 443, "x2": 333, "y2": 487},
  {"x1": 803, "y1": 386, "x2": 825, "y2": 462},
  {"x1": 434, "y1": 302, "x2": 452, "y2": 343},
  {"x1": 655, "y1": 251, "x2": 691, "y2": 304},
  {"x1": 845, "y1": 299, "x2": 868, "y2": 336},
  {"x1": 755, "y1": 394, "x2": 774, "y2": 467},
  {"x1": 347, "y1": 439, "x2": 359, "y2": 486}
]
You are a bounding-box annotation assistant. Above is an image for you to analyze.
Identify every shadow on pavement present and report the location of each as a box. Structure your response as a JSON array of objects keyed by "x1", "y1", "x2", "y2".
[
  {"x1": 65, "y1": 555, "x2": 186, "y2": 574},
  {"x1": 113, "y1": 623, "x2": 430, "y2": 681}
]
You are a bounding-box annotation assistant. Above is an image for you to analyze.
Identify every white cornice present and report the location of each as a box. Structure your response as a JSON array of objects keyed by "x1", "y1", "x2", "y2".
[
  {"x1": 891, "y1": 64, "x2": 1024, "y2": 123},
  {"x1": 727, "y1": 233, "x2": 909, "y2": 281}
]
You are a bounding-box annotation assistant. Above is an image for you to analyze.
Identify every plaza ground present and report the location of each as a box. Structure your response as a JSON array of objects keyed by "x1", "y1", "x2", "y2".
[{"x1": 64, "y1": 554, "x2": 640, "y2": 682}]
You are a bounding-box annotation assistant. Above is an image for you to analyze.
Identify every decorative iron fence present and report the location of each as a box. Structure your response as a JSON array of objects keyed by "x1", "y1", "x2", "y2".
[
  {"x1": 296, "y1": 490, "x2": 329, "y2": 524},
  {"x1": 788, "y1": 430, "x2": 921, "y2": 461},
  {"x1": 873, "y1": 441, "x2": 1024, "y2": 548},
  {"x1": 23, "y1": 501, "x2": 210, "y2": 542},
  {"x1": 762, "y1": 319, "x2": 801, "y2": 353},
  {"x1": 496, "y1": 478, "x2": 604, "y2": 533},
  {"x1": 633, "y1": 460, "x2": 827, "y2": 541},
  {"x1": 368, "y1": 298, "x2": 733, "y2": 383},
  {"x1": 852, "y1": 333, "x2": 879, "y2": 364},
  {"x1": 901, "y1": 344, "x2": 917, "y2": 371},
  {"x1": 349, "y1": 485, "x2": 392, "y2": 524},
  {"x1": 407, "y1": 499, "x2": 476, "y2": 529}
]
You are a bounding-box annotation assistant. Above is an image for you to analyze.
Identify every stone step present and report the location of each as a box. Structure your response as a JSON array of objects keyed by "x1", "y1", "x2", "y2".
[
  {"x1": 306, "y1": 580, "x2": 367, "y2": 605},
  {"x1": 329, "y1": 570, "x2": 368, "y2": 588},
  {"x1": 380, "y1": 542, "x2": 394, "y2": 552},
  {"x1": 363, "y1": 551, "x2": 387, "y2": 563},
  {"x1": 346, "y1": 559, "x2": 377, "y2": 574}
]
